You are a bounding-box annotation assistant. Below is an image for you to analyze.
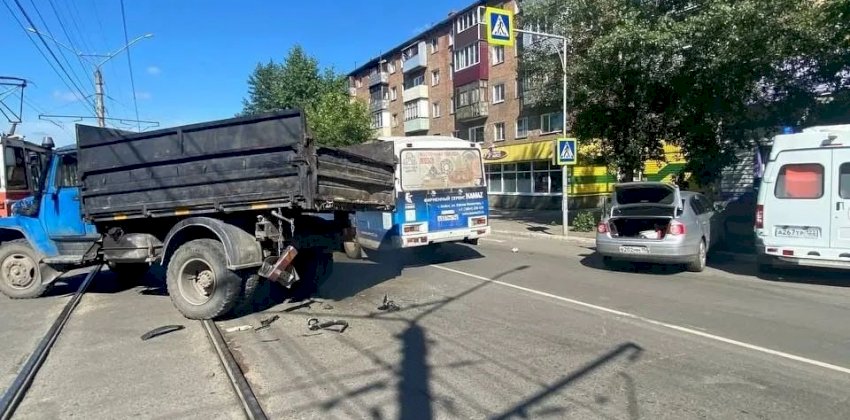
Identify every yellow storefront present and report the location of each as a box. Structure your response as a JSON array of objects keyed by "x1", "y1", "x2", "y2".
[{"x1": 483, "y1": 140, "x2": 688, "y2": 210}]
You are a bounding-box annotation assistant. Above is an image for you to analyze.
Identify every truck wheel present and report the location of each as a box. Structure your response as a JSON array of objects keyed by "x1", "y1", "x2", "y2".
[
  {"x1": 166, "y1": 239, "x2": 242, "y2": 320},
  {"x1": 0, "y1": 240, "x2": 49, "y2": 299},
  {"x1": 108, "y1": 262, "x2": 149, "y2": 283},
  {"x1": 343, "y1": 241, "x2": 362, "y2": 260},
  {"x1": 687, "y1": 239, "x2": 707, "y2": 273}
]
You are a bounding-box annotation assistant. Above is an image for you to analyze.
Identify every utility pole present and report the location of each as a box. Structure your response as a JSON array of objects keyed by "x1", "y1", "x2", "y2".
[{"x1": 27, "y1": 28, "x2": 152, "y2": 128}]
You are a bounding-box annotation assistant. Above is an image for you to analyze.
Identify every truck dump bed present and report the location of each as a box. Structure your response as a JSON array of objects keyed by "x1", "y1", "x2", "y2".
[{"x1": 76, "y1": 110, "x2": 395, "y2": 221}]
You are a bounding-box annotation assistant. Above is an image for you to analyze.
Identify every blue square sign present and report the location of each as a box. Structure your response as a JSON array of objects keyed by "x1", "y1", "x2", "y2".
[
  {"x1": 555, "y1": 138, "x2": 577, "y2": 166},
  {"x1": 485, "y1": 7, "x2": 514, "y2": 47}
]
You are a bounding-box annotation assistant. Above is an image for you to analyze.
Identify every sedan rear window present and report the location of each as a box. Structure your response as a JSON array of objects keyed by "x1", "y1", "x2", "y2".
[
  {"x1": 775, "y1": 163, "x2": 823, "y2": 199},
  {"x1": 615, "y1": 186, "x2": 675, "y2": 205}
]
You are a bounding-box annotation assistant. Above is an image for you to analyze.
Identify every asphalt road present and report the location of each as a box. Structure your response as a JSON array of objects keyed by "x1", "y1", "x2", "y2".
[{"x1": 1, "y1": 233, "x2": 849, "y2": 419}]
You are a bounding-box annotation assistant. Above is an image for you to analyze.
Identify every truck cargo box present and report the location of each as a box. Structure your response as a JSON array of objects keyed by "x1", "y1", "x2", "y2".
[{"x1": 76, "y1": 110, "x2": 395, "y2": 221}]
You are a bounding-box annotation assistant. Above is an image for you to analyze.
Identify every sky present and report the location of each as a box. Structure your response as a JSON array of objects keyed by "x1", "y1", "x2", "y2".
[{"x1": 2, "y1": 0, "x2": 474, "y2": 146}]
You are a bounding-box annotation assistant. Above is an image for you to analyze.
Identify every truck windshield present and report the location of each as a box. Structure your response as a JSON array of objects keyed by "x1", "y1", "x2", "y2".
[{"x1": 399, "y1": 148, "x2": 484, "y2": 191}]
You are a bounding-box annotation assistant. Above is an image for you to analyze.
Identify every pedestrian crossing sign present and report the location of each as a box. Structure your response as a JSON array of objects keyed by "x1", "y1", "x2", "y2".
[
  {"x1": 485, "y1": 7, "x2": 514, "y2": 47},
  {"x1": 555, "y1": 138, "x2": 577, "y2": 166}
]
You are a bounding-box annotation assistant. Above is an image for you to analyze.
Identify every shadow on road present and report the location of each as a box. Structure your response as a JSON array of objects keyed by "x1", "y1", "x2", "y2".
[
  {"x1": 44, "y1": 264, "x2": 166, "y2": 298},
  {"x1": 707, "y1": 253, "x2": 850, "y2": 288},
  {"x1": 579, "y1": 251, "x2": 687, "y2": 276}
]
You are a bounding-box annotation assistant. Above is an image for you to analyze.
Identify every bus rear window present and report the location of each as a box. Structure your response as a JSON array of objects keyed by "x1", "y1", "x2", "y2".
[
  {"x1": 400, "y1": 149, "x2": 484, "y2": 191},
  {"x1": 775, "y1": 163, "x2": 823, "y2": 199}
]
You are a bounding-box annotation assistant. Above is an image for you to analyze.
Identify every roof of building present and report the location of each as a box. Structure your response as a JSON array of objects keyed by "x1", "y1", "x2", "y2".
[
  {"x1": 346, "y1": 0, "x2": 487, "y2": 77},
  {"x1": 375, "y1": 135, "x2": 467, "y2": 143}
]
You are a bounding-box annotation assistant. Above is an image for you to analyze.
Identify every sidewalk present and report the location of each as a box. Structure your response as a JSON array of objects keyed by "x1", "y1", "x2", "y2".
[{"x1": 488, "y1": 208, "x2": 755, "y2": 262}]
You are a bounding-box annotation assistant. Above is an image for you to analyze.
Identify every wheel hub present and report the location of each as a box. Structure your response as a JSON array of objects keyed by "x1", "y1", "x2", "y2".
[
  {"x1": 3, "y1": 254, "x2": 36, "y2": 288},
  {"x1": 194, "y1": 269, "x2": 214, "y2": 297}
]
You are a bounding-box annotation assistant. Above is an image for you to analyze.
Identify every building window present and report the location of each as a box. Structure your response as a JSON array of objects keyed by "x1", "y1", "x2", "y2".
[
  {"x1": 392, "y1": 113, "x2": 398, "y2": 127},
  {"x1": 404, "y1": 73, "x2": 425, "y2": 90},
  {"x1": 541, "y1": 112, "x2": 564, "y2": 134},
  {"x1": 494, "y1": 122, "x2": 505, "y2": 142},
  {"x1": 431, "y1": 69, "x2": 440, "y2": 86},
  {"x1": 432, "y1": 102, "x2": 441, "y2": 118},
  {"x1": 390, "y1": 87, "x2": 398, "y2": 101},
  {"x1": 370, "y1": 113, "x2": 383, "y2": 129},
  {"x1": 355, "y1": 78, "x2": 362, "y2": 88},
  {"x1": 492, "y1": 46, "x2": 505, "y2": 65},
  {"x1": 449, "y1": 33, "x2": 454, "y2": 47},
  {"x1": 450, "y1": 99, "x2": 455, "y2": 114},
  {"x1": 388, "y1": 61, "x2": 396, "y2": 73},
  {"x1": 455, "y1": 9, "x2": 482, "y2": 33},
  {"x1": 402, "y1": 44, "x2": 419, "y2": 61},
  {"x1": 516, "y1": 117, "x2": 528, "y2": 138},
  {"x1": 485, "y1": 161, "x2": 564, "y2": 195},
  {"x1": 492, "y1": 84, "x2": 505, "y2": 104},
  {"x1": 469, "y1": 125, "x2": 485, "y2": 143},
  {"x1": 430, "y1": 38, "x2": 438, "y2": 54},
  {"x1": 453, "y1": 43, "x2": 480, "y2": 72},
  {"x1": 404, "y1": 101, "x2": 421, "y2": 121},
  {"x1": 456, "y1": 81, "x2": 485, "y2": 107},
  {"x1": 775, "y1": 163, "x2": 824, "y2": 199}
]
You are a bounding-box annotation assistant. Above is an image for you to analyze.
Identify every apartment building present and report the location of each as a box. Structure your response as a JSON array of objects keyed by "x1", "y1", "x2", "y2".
[{"x1": 348, "y1": 0, "x2": 568, "y2": 209}]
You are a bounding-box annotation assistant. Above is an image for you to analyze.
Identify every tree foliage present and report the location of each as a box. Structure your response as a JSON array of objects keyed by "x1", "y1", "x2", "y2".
[
  {"x1": 520, "y1": 0, "x2": 850, "y2": 184},
  {"x1": 241, "y1": 45, "x2": 373, "y2": 146}
]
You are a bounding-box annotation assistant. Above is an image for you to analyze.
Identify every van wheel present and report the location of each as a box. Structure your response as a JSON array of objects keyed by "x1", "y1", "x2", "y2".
[
  {"x1": 0, "y1": 240, "x2": 49, "y2": 299},
  {"x1": 343, "y1": 241, "x2": 362, "y2": 259},
  {"x1": 166, "y1": 239, "x2": 242, "y2": 320},
  {"x1": 687, "y1": 239, "x2": 707, "y2": 272}
]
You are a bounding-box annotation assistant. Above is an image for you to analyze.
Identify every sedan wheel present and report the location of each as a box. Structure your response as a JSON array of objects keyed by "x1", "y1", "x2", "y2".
[{"x1": 687, "y1": 240, "x2": 707, "y2": 272}]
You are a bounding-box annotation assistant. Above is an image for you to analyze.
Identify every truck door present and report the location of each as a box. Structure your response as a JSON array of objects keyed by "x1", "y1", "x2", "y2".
[
  {"x1": 42, "y1": 154, "x2": 90, "y2": 238},
  {"x1": 830, "y1": 148, "x2": 850, "y2": 249},
  {"x1": 765, "y1": 149, "x2": 832, "y2": 249}
]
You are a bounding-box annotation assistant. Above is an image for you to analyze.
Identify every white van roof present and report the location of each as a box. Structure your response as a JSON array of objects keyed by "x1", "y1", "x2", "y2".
[{"x1": 769, "y1": 124, "x2": 850, "y2": 160}]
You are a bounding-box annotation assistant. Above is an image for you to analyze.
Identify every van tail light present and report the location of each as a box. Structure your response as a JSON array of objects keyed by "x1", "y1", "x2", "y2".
[
  {"x1": 668, "y1": 220, "x2": 686, "y2": 236},
  {"x1": 755, "y1": 204, "x2": 764, "y2": 229},
  {"x1": 597, "y1": 221, "x2": 608, "y2": 234}
]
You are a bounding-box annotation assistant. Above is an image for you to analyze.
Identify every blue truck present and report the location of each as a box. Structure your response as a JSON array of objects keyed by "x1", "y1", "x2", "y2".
[{"x1": 0, "y1": 110, "x2": 395, "y2": 319}]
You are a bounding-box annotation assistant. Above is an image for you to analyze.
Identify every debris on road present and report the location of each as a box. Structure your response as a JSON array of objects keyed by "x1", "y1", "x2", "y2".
[
  {"x1": 255, "y1": 315, "x2": 280, "y2": 331},
  {"x1": 323, "y1": 303, "x2": 334, "y2": 310},
  {"x1": 511, "y1": 247, "x2": 519, "y2": 253},
  {"x1": 225, "y1": 325, "x2": 253, "y2": 333},
  {"x1": 307, "y1": 318, "x2": 349, "y2": 333},
  {"x1": 377, "y1": 294, "x2": 400, "y2": 312},
  {"x1": 140, "y1": 325, "x2": 185, "y2": 341}
]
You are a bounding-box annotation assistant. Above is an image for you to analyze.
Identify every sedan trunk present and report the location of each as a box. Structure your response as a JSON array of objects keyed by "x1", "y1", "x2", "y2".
[{"x1": 610, "y1": 217, "x2": 672, "y2": 240}]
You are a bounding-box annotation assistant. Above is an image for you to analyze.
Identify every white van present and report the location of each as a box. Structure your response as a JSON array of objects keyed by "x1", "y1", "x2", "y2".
[{"x1": 756, "y1": 124, "x2": 850, "y2": 271}]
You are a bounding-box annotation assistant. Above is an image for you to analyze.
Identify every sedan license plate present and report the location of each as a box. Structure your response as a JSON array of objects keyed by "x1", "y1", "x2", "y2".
[
  {"x1": 619, "y1": 245, "x2": 648, "y2": 255},
  {"x1": 775, "y1": 226, "x2": 820, "y2": 239}
]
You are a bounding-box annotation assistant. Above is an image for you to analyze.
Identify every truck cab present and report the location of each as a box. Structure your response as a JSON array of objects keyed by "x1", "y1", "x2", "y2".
[
  {"x1": 0, "y1": 135, "x2": 51, "y2": 216},
  {"x1": 0, "y1": 145, "x2": 98, "y2": 298}
]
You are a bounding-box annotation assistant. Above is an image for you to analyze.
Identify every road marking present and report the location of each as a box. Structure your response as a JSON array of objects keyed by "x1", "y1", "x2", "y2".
[
  {"x1": 430, "y1": 264, "x2": 850, "y2": 376},
  {"x1": 480, "y1": 238, "x2": 506, "y2": 243}
]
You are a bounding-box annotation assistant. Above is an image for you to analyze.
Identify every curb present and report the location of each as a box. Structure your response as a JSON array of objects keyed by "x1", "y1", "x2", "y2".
[
  {"x1": 491, "y1": 228, "x2": 757, "y2": 263},
  {"x1": 491, "y1": 229, "x2": 596, "y2": 246}
]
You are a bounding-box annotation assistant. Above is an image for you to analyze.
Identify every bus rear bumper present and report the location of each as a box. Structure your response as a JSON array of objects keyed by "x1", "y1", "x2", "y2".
[{"x1": 400, "y1": 226, "x2": 490, "y2": 248}]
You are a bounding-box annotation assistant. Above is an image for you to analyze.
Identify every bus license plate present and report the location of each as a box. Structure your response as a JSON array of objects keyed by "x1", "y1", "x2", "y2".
[
  {"x1": 437, "y1": 214, "x2": 459, "y2": 222},
  {"x1": 619, "y1": 245, "x2": 648, "y2": 254}
]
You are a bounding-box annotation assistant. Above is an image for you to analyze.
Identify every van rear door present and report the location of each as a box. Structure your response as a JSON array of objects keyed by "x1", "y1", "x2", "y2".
[
  {"x1": 830, "y1": 148, "x2": 850, "y2": 249},
  {"x1": 764, "y1": 149, "x2": 831, "y2": 249}
]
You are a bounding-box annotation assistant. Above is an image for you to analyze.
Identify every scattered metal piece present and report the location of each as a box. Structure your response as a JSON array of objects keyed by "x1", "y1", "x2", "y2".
[
  {"x1": 141, "y1": 325, "x2": 185, "y2": 341},
  {"x1": 377, "y1": 294, "x2": 400, "y2": 312},
  {"x1": 225, "y1": 325, "x2": 253, "y2": 333},
  {"x1": 255, "y1": 315, "x2": 280, "y2": 331},
  {"x1": 511, "y1": 247, "x2": 519, "y2": 253},
  {"x1": 307, "y1": 318, "x2": 349, "y2": 333},
  {"x1": 323, "y1": 303, "x2": 334, "y2": 310}
]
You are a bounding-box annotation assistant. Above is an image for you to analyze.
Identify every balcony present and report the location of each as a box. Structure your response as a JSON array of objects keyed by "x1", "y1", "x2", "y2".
[
  {"x1": 368, "y1": 71, "x2": 389, "y2": 87},
  {"x1": 402, "y1": 42, "x2": 427, "y2": 73},
  {"x1": 369, "y1": 99, "x2": 389, "y2": 112},
  {"x1": 404, "y1": 117, "x2": 429, "y2": 133},
  {"x1": 455, "y1": 101, "x2": 489, "y2": 121},
  {"x1": 402, "y1": 84, "x2": 428, "y2": 102}
]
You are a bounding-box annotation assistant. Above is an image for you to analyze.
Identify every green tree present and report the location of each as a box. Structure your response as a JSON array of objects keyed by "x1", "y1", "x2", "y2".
[{"x1": 241, "y1": 45, "x2": 373, "y2": 146}]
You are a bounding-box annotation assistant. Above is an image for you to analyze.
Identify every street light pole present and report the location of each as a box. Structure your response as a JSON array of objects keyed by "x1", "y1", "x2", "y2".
[
  {"x1": 26, "y1": 28, "x2": 153, "y2": 127},
  {"x1": 514, "y1": 28, "x2": 569, "y2": 236}
]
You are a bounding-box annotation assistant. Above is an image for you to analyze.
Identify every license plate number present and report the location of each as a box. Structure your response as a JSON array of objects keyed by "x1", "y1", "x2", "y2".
[
  {"x1": 775, "y1": 226, "x2": 820, "y2": 239},
  {"x1": 619, "y1": 246, "x2": 649, "y2": 254}
]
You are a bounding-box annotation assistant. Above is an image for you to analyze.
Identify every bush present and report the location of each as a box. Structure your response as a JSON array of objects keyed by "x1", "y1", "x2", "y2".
[{"x1": 572, "y1": 210, "x2": 597, "y2": 232}]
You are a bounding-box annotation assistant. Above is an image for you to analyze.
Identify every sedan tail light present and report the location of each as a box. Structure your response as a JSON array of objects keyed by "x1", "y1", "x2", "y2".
[{"x1": 668, "y1": 220, "x2": 686, "y2": 236}]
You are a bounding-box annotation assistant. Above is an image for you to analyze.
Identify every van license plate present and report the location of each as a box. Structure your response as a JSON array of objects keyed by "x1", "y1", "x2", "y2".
[
  {"x1": 775, "y1": 226, "x2": 820, "y2": 239},
  {"x1": 619, "y1": 246, "x2": 649, "y2": 254}
]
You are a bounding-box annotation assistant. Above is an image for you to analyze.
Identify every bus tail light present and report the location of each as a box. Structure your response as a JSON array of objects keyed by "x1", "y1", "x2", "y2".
[
  {"x1": 403, "y1": 223, "x2": 425, "y2": 234},
  {"x1": 470, "y1": 216, "x2": 487, "y2": 227}
]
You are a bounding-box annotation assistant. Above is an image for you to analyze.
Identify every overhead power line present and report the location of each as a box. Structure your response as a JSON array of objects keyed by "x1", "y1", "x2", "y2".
[
  {"x1": 120, "y1": 0, "x2": 141, "y2": 132},
  {"x1": 26, "y1": 0, "x2": 90, "y2": 92},
  {"x1": 4, "y1": 0, "x2": 97, "y2": 113},
  {"x1": 45, "y1": 0, "x2": 94, "y2": 87}
]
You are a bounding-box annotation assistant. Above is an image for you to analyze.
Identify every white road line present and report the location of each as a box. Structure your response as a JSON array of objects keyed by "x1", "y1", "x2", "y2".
[
  {"x1": 430, "y1": 264, "x2": 850, "y2": 376},
  {"x1": 479, "y1": 238, "x2": 506, "y2": 243}
]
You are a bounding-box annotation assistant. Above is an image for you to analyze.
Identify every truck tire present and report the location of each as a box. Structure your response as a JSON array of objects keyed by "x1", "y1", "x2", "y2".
[
  {"x1": 0, "y1": 240, "x2": 50, "y2": 299},
  {"x1": 687, "y1": 239, "x2": 707, "y2": 273},
  {"x1": 108, "y1": 262, "x2": 150, "y2": 283},
  {"x1": 343, "y1": 241, "x2": 362, "y2": 260},
  {"x1": 166, "y1": 239, "x2": 243, "y2": 320}
]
